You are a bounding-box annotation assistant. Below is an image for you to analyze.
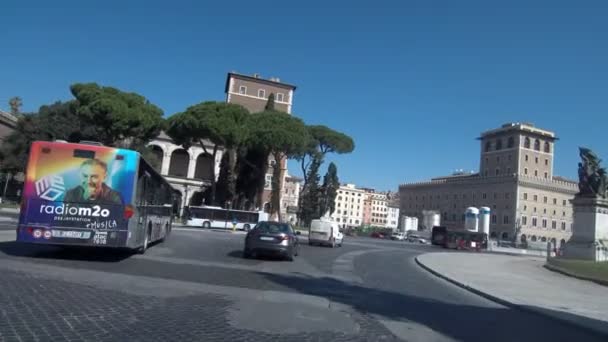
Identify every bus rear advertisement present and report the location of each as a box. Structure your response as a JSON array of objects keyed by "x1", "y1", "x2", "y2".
[{"x1": 16, "y1": 141, "x2": 178, "y2": 252}]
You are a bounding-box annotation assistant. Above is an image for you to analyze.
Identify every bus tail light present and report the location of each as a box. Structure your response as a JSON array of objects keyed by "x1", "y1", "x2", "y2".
[
  {"x1": 26, "y1": 227, "x2": 33, "y2": 234},
  {"x1": 124, "y1": 205, "x2": 135, "y2": 219}
]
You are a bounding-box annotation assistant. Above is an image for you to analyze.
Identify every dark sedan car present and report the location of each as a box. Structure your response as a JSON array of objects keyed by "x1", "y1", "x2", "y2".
[{"x1": 243, "y1": 221, "x2": 300, "y2": 261}]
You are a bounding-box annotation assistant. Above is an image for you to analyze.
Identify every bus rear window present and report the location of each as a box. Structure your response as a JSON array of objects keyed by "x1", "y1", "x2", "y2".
[{"x1": 73, "y1": 149, "x2": 96, "y2": 159}]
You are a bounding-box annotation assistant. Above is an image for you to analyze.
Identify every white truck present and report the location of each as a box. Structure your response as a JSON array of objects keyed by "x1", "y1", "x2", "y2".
[{"x1": 308, "y1": 219, "x2": 343, "y2": 247}]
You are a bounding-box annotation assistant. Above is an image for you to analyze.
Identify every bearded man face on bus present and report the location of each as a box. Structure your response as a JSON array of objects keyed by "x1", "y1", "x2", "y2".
[{"x1": 64, "y1": 159, "x2": 123, "y2": 205}]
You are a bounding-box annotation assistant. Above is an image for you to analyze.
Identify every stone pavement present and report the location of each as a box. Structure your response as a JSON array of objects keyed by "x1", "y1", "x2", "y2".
[
  {"x1": 0, "y1": 258, "x2": 399, "y2": 342},
  {"x1": 416, "y1": 252, "x2": 608, "y2": 337}
]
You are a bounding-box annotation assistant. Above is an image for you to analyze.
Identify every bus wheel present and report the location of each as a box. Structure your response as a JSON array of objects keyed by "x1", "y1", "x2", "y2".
[
  {"x1": 203, "y1": 221, "x2": 211, "y2": 229},
  {"x1": 139, "y1": 227, "x2": 150, "y2": 254}
]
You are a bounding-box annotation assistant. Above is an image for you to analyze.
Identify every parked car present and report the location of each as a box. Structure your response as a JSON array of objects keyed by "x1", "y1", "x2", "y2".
[
  {"x1": 308, "y1": 219, "x2": 343, "y2": 247},
  {"x1": 391, "y1": 232, "x2": 406, "y2": 241},
  {"x1": 243, "y1": 221, "x2": 300, "y2": 261},
  {"x1": 371, "y1": 232, "x2": 385, "y2": 239}
]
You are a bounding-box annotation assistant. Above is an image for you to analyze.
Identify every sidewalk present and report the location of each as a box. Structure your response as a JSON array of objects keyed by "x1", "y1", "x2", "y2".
[{"x1": 416, "y1": 252, "x2": 608, "y2": 337}]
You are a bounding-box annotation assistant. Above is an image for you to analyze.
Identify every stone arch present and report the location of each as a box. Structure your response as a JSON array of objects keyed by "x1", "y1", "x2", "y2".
[
  {"x1": 550, "y1": 237, "x2": 556, "y2": 246},
  {"x1": 501, "y1": 232, "x2": 509, "y2": 240},
  {"x1": 531, "y1": 235, "x2": 537, "y2": 242},
  {"x1": 560, "y1": 238, "x2": 566, "y2": 247},
  {"x1": 541, "y1": 236, "x2": 547, "y2": 242},
  {"x1": 524, "y1": 137, "x2": 531, "y2": 148},
  {"x1": 169, "y1": 149, "x2": 190, "y2": 177},
  {"x1": 534, "y1": 139, "x2": 541, "y2": 151},
  {"x1": 490, "y1": 231, "x2": 497, "y2": 239},
  {"x1": 544, "y1": 141, "x2": 551, "y2": 153},
  {"x1": 189, "y1": 191, "x2": 206, "y2": 206},
  {"x1": 194, "y1": 153, "x2": 214, "y2": 181},
  {"x1": 263, "y1": 202, "x2": 271, "y2": 213},
  {"x1": 520, "y1": 234, "x2": 527, "y2": 244},
  {"x1": 148, "y1": 144, "x2": 164, "y2": 170}
]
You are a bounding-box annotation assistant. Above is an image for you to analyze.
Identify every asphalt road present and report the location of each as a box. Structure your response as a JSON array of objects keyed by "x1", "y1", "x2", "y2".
[{"x1": 0, "y1": 221, "x2": 602, "y2": 341}]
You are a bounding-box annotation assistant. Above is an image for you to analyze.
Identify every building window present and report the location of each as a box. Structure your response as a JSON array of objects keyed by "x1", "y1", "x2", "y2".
[
  {"x1": 532, "y1": 217, "x2": 537, "y2": 227},
  {"x1": 544, "y1": 142, "x2": 551, "y2": 153},
  {"x1": 337, "y1": 210, "x2": 341, "y2": 214},
  {"x1": 494, "y1": 193, "x2": 498, "y2": 199},
  {"x1": 543, "y1": 196, "x2": 547, "y2": 204},
  {"x1": 239, "y1": 85, "x2": 247, "y2": 94},
  {"x1": 496, "y1": 139, "x2": 503, "y2": 150},
  {"x1": 522, "y1": 216, "x2": 527, "y2": 225},
  {"x1": 563, "y1": 199, "x2": 567, "y2": 206},
  {"x1": 523, "y1": 193, "x2": 528, "y2": 200},
  {"x1": 563, "y1": 211, "x2": 566, "y2": 216},
  {"x1": 553, "y1": 210, "x2": 556, "y2": 215},
  {"x1": 258, "y1": 89, "x2": 265, "y2": 98},
  {"x1": 524, "y1": 137, "x2": 531, "y2": 148},
  {"x1": 508, "y1": 137, "x2": 514, "y2": 148},
  {"x1": 505, "y1": 193, "x2": 510, "y2": 199},
  {"x1": 485, "y1": 141, "x2": 491, "y2": 152},
  {"x1": 533, "y1": 195, "x2": 538, "y2": 201},
  {"x1": 534, "y1": 170, "x2": 538, "y2": 177},
  {"x1": 524, "y1": 168, "x2": 528, "y2": 175},
  {"x1": 491, "y1": 215, "x2": 497, "y2": 223},
  {"x1": 543, "y1": 208, "x2": 547, "y2": 214},
  {"x1": 525, "y1": 155, "x2": 529, "y2": 162},
  {"x1": 534, "y1": 207, "x2": 537, "y2": 212},
  {"x1": 545, "y1": 159, "x2": 549, "y2": 166},
  {"x1": 495, "y1": 168, "x2": 500, "y2": 176},
  {"x1": 535, "y1": 157, "x2": 539, "y2": 164},
  {"x1": 452, "y1": 214, "x2": 456, "y2": 221},
  {"x1": 482, "y1": 193, "x2": 487, "y2": 199},
  {"x1": 338, "y1": 196, "x2": 342, "y2": 201},
  {"x1": 552, "y1": 221, "x2": 557, "y2": 229},
  {"x1": 552, "y1": 198, "x2": 557, "y2": 205},
  {"x1": 496, "y1": 156, "x2": 500, "y2": 162},
  {"x1": 276, "y1": 93, "x2": 284, "y2": 102},
  {"x1": 542, "y1": 219, "x2": 547, "y2": 228},
  {"x1": 484, "y1": 170, "x2": 489, "y2": 177},
  {"x1": 503, "y1": 215, "x2": 509, "y2": 224},
  {"x1": 524, "y1": 205, "x2": 527, "y2": 210},
  {"x1": 561, "y1": 222, "x2": 566, "y2": 230},
  {"x1": 534, "y1": 139, "x2": 541, "y2": 151},
  {"x1": 508, "y1": 155, "x2": 512, "y2": 161},
  {"x1": 544, "y1": 172, "x2": 548, "y2": 179}
]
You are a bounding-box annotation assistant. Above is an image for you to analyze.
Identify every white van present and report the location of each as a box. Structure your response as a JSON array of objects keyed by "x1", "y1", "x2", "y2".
[{"x1": 308, "y1": 219, "x2": 343, "y2": 247}]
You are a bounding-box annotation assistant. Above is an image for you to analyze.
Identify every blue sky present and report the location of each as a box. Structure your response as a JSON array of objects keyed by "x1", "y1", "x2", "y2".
[{"x1": 2, "y1": 0, "x2": 607, "y2": 191}]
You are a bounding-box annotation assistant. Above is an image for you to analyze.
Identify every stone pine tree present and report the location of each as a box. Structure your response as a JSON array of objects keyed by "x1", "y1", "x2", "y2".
[
  {"x1": 319, "y1": 162, "x2": 339, "y2": 217},
  {"x1": 246, "y1": 111, "x2": 309, "y2": 221},
  {"x1": 166, "y1": 101, "x2": 249, "y2": 206},
  {"x1": 8, "y1": 97, "x2": 22, "y2": 116},
  {"x1": 265, "y1": 93, "x2": 275, "y2": 111}
]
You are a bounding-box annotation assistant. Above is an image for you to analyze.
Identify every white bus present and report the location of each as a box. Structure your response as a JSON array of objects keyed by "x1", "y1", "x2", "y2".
[{"x1": 185, "y1": 205, "x2": 268, "y2": 230}]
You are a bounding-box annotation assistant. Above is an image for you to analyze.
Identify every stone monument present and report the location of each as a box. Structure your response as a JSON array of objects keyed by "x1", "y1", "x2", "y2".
[{"x1": 562, "y1": 148, "x2": 608, "y2": 261}]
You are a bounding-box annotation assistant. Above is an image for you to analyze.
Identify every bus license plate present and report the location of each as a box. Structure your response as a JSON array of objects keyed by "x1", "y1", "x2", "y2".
[
  {"x1": 260, "y1": 236, "x2": 275, "y2": 241},
  {"x1": 51, "y1": 230, "x2": 91, "y2": 239}
]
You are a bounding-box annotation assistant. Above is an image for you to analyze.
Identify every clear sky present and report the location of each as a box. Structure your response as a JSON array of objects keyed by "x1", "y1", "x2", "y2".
[{"x1": 2, "y1": 0, "x2": 607, "y2": 191}]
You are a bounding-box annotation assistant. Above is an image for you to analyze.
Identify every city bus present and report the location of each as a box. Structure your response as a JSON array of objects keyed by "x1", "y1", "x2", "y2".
[
  {"x1": 184, "y1": 205, "x2": 268, "y2": 230},
  {"x1": 16, "y1": 140, "x2": 180, "y2": 253}
]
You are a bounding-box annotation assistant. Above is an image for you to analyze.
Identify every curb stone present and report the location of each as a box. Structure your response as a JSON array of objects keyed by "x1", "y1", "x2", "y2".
[{"x1": 414, "y1": 255, "x2": 608, "y2": 339}]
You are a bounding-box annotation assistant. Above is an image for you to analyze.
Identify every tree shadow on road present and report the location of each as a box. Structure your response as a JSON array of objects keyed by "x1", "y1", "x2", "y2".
[
  {"x1": 259, "y1": 272, "x2": 608, "y2": 342},
  {"x1": 0, "y1": 241, "x2": 133, "y2": 262}
]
